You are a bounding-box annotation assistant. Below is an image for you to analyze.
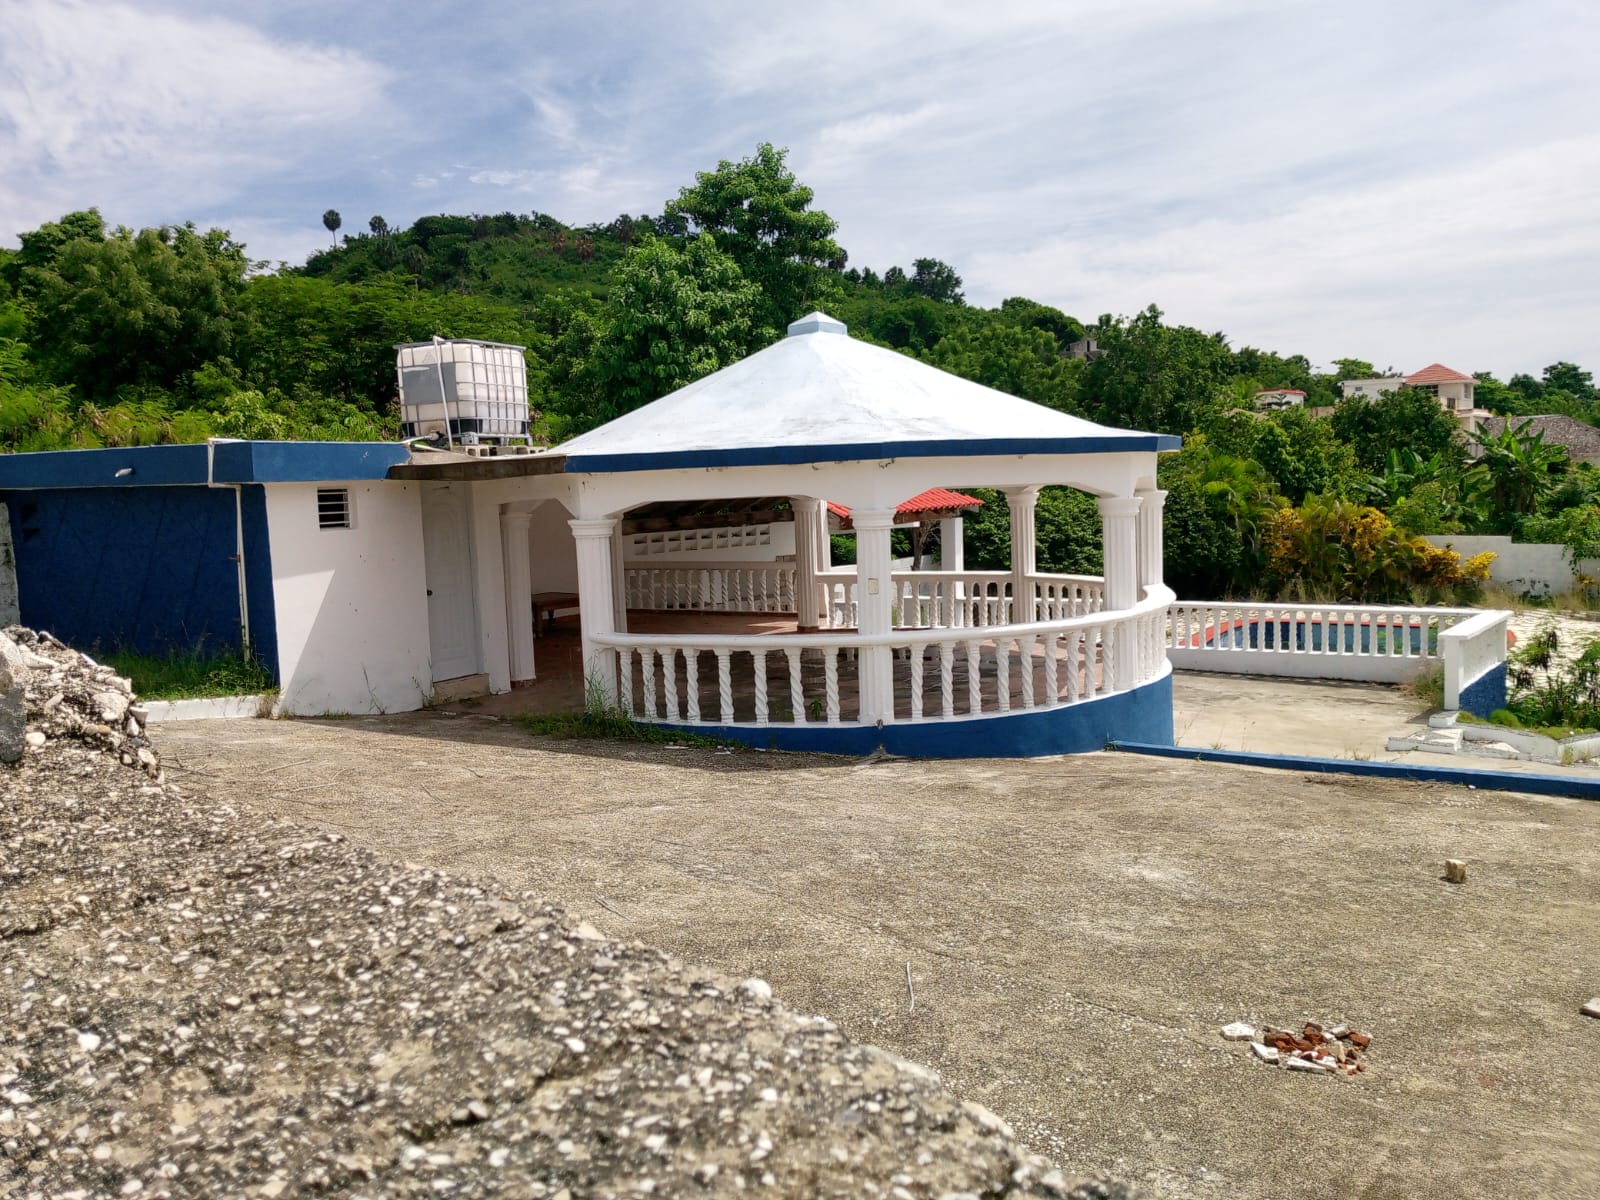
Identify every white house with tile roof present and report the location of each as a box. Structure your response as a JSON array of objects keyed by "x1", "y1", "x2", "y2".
[{"x1": 1340, "y1": 363, "x2": 1491, "y2": 430}]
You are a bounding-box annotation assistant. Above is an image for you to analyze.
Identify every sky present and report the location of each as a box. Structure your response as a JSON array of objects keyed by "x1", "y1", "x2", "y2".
[{"x1": 2, "y1": 0, "x2": 1597, "y2": 380}]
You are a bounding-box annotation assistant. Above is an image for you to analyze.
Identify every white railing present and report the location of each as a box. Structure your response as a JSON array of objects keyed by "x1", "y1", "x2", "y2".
[
  {"x1": 1165, "y1": 601, "x2": 1481, "y2": 684},
  {"x1": 624, "y1": 561, "x2": 796, "y2": 614},
  {"x1": 597, "y1": 586, "x2": 1172, "y2": 728},
  {"x1": 1440, "y1": 609, "x2": 1510, "y2": 710},
  {"x1": 821, "y1": 570, "x2": 1106, "y2": 630},
  {"x1": 1032, "y1": 574, "x2": 1105, "y2": 621}
]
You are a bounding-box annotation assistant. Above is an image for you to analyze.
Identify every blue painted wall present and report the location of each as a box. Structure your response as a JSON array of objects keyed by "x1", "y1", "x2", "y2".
[
  {"x1": 239, "y1": 486, "x2": 279, "y2": 681},
  {"x1": 1459, "y1": 663, "x2": 1508, "y2": 718},
  {"x1": 6, "y1": 484, "x2": 277, "y2": 673},
  {"x1": 655, "y1": 670, "x2": 1175, "y2": 759},
  {"x1": 1112, "y1": 739, "x2": 1600, "y2": 801}
]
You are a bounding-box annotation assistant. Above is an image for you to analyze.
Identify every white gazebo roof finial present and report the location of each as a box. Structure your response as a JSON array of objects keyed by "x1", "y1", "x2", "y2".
[{"x1": 787, "y1": 311, "x2": 848, "y2": 337}]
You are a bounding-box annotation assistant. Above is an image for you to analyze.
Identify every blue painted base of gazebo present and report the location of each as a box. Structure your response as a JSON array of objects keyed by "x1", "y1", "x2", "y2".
[{"x1": 656, "y1": 667, "x2": 1174, "y2": 759}]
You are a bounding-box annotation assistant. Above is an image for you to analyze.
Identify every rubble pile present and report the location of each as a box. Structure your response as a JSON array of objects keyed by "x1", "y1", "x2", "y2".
[
  {"x1": 0, "y1": 627, "x2": 1135, "y2": 1199},
  {"x1": 1222, "y1": 1020, "x2": 1373, "y2": 1077},
  {"x1": 1, "y1": 626, "x2": 161, "y2": 779}
]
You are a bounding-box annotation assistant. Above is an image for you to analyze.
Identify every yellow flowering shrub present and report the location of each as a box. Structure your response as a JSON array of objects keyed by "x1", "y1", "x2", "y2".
[{"x1": 1266, "y1": 499, "x2": 1495, "y2": 603}]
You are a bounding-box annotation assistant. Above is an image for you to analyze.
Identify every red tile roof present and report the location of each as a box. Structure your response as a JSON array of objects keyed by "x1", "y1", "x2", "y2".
[
  {"x1": 1406, "y1": 363, "x2": 1474, "y2": 385},
  {"x1": 828, "y1": 488, "x2": 984, "y2": 523}
]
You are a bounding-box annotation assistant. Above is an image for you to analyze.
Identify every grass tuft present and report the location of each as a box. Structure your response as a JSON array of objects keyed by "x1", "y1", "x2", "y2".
[
  {"x1": 102, "y1": 647, "x2": 277, "y2": 701},
  {"x1": 1402, "y1": 664, "x2": 1445, "y2": 711},
  {"x1": 514, "y1": 709, "x2": 726, "y2": 748}
]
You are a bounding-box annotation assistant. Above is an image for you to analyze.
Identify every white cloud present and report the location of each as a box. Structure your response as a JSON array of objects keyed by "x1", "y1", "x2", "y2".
[
  {"x1": 0, "y1": 0, "x2": 391, "y2": 238},
  {"x1": 3, "y1": 0, "x2": 1597, "y2": 377},
  {"x1": 963, "y1": 133, "x2": 1600, "y2": 376}
]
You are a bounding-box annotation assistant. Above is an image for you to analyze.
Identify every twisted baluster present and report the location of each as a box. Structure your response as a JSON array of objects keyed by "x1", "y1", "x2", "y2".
[{"x1": 716, "y1": 649, "x2": 733, "y2": 723}]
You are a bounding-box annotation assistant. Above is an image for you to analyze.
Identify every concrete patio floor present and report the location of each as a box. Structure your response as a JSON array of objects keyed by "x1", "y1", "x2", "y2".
[
  {"x1": 155, "y1": 712, "x2": 1600, "y2": 1200},
  {"x1": 1171, "y1": 671, "x2": 1600, "y2": 781}
]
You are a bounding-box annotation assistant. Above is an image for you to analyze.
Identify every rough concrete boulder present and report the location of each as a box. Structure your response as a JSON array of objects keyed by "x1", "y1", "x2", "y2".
[{"x1": 0, "y1": 630, "x2": 27, "y2": 763}]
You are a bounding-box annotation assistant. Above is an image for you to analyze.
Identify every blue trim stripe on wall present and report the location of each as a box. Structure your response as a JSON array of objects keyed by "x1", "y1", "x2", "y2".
[
  {"x1": 563, "y1": 433, "x2": 1181, "y2": 474},
  {"x1": 649, "y1": 670, "x2": 1175, "y2": 759},
  {"x1": 0, "y1": 442, "x2": 410, "y2": 490},
  {"x1": 1110, "y1": 741, "x2": 1600, "y2": 801}
]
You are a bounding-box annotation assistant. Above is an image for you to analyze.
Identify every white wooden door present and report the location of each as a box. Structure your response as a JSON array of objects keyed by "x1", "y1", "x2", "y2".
[{"x1": 421, "y1": 483, "x2": 481, "y2": 681}]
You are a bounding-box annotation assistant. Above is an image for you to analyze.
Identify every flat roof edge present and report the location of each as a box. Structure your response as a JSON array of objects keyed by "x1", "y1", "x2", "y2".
[{"x1": 0, "y1": 442, "x2": 411, "y2": 489}]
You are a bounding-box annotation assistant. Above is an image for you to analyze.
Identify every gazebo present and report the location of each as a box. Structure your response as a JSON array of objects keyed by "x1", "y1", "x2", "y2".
[{"x1": 549, "y1": 311, "x2": 1180, "y2": 757}]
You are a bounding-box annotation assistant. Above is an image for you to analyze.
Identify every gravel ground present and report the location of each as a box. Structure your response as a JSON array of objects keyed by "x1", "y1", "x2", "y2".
[
  {"x1": 0, "y1": 632, "x2": 1131, "y2": 1200},
  {"x1": 152, "y1": 709, "x2": 1600, "y2": 1200},
  {"x1": 1505, "y1": 608, "x2": 1600, "y2": 673}
]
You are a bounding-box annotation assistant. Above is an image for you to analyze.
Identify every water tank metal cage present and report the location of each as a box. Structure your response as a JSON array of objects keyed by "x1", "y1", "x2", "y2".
[{"x1": 396, "y1": 338, "x2": 531, "y2": 445}]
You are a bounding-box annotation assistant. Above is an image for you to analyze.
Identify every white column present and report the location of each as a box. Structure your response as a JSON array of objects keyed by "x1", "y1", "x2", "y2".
[
  {"x1": 570, "y1": 517, "x2": 619, "y2": 709},
  {"x1": 793, "y1": 499, "x2": 821, "y2": 630},
  {"x1": 852, "y1": 508, "x2": 898, "y2": 725},
  {"x1": 940, "y1": 516, "x2": 964, "y2": 572},
  {"x1": 1005, "y1": 487, "x2": 1040, "y2": 622},
  {"x1": 500, "y1": 509, "x2": 536, "y2": 684},
  {"x1": 1097, "y1": 495, "x2": 1143, "y2": 691},
  {"x1": 1135, "y1": 488, "x2": 1168, "y2": 594},
  {"x1": 609, "y1": 526, "x2": 628, "y2": 632}
]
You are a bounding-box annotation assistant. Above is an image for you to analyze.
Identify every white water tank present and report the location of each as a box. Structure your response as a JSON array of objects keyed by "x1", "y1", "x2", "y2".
[{"x1": 395, "y1": 338, "x2": 530, "y2": 443}]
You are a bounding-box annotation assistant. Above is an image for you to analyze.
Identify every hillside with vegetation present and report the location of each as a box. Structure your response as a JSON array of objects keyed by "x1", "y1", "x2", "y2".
[{"x1": 2, "y1": 143, "x2": 1598, "y2": 601}]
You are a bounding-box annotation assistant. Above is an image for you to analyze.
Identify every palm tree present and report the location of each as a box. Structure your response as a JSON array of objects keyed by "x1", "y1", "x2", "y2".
[
  {"x1": 1474, "y1": 420, "x2": 1568, "y2": 532},
  {"x1": 321, "y1": 209, "x2": 342, "y2": 247}
]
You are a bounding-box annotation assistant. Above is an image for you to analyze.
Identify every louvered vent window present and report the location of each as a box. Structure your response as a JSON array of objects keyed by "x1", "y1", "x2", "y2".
[{"x1": 317, "y1": 488, "x2": 351, "y2": 529}]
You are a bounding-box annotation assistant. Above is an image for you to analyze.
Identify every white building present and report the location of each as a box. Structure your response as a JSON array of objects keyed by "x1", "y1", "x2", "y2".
[
  {"x1": 1339, "y1": 363, "x2": 1491, "y2": 430},
  {"x1": 0, "y1": 313, "x2": 1182, "y2": 757}
]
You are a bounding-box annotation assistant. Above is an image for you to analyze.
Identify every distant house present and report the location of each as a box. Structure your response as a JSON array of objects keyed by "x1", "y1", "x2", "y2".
[
  {"x1": 1338, "y1": 375, "x2": 1406, "y2": 402},
  {"x1": 1065, "y1": 337, "x2": 1101, "y2": 360},
  {"x1": 1253, "y1": 388, "x2": 1306, "y2": 411},
  {"x1": 1340, "y1": 363, "x2": 1491, "y2": 431},
  {"x1": 1472, "y1": 415, "x2": 1600, "y2": 466}
]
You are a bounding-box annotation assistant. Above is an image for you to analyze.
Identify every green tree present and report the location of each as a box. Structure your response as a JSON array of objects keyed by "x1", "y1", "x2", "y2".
[
  {"x1": 909, "y1": 258, "x2": 964, "y2": 304},
  {"x1": 922, "y1": 323, "x2": 1082, "y2": 414},
  {"x1": 1158, "y1": 438, "x2": 1283, "y2": 595},
  {"x1": 238, "y1": 273, "x2": 535, "y2": 411},
  {"x1": 1080, "y1": 305, "x2": 1233, "y2": 434},
  {"x1": 23, "y1": 222, "x2": 249, "y2": 402},
  {"x1": 321, "y1": 209, "x2": 342, "y2": 247},
  {"x1": 664, "y1": 143, "x2": 843, "y2": 329},
  {"x1": 960, "y1": 487, "x2": 1103, "y2": 575},
  {"x1": 1473, "y1": 418, "x2": 1569, "y2": 533},
  {"x1": 1543, "y1": 361, "x2": 1595, "y2": 400},
  {"x1": 995, "y1": 297, "x2": 1083, "y2": 346},
  {"x1": 1, "y1": 209, "x2": 108, "y2": 292},
  {"x1": 1329, "y1": 387, "x2": 1462, "y2": 473},
  {"x1": 579, "y1": 235, "x2": 765, "y2": 430}
]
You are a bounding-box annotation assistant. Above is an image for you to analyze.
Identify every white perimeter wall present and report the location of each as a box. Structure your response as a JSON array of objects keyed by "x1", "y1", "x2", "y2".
[
  {"x1": 266, "y1": 481, "x2": 431, "y2": 715},
  {"x1": 1426, "y1": 535, "x2": 1600, "y2": 597}
]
